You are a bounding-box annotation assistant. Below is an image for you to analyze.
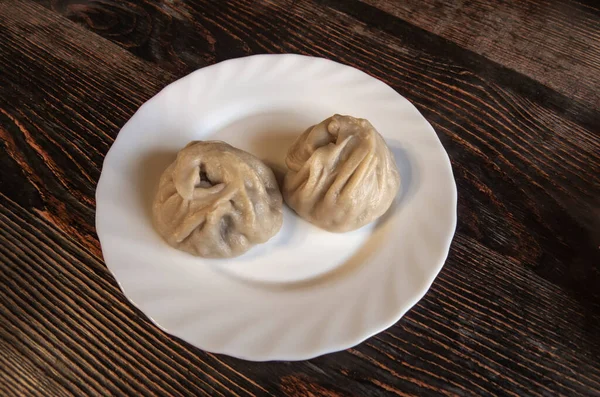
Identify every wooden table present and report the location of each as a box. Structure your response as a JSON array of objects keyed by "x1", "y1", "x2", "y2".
[{"x1": 1, "y1": 0, "x2": 599, "y2": 395}]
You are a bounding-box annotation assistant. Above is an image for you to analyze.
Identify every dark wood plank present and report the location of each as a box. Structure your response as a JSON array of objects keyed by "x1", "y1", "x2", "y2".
[
  {"x1": 355, "y1": 0, "x2": 600, "y2": 110},
  {"x1": 34, "y1": 0, "x2": 600, "y2": 133},
  {"x1": 1, "y1": 0, "x2": 599, "y2": 396}
]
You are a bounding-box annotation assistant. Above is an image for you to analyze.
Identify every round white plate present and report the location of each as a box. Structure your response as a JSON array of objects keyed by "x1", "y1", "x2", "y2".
[{"x1": 96, "y1": 54, "x2": 457, "y2": 361}]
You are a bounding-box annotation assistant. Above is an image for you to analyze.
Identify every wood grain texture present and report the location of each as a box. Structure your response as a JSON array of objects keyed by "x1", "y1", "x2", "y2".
[
  {"x1": 35, "y1": 0, "x2": 600, "y2": 132},
  {"x1": 357, "y1": 0, "x2": 600, "y2": 110},
  {"x1": 1, "y1": 0, "x2": 599, "y2": 396}
]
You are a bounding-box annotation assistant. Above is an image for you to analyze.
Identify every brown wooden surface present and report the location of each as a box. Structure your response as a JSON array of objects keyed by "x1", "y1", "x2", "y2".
[
  {"x1": 1, "y1": 0, "x2": 599, "y2": 395},
  {"x1": 359, "y1": 0, "x2": 600, "y2": 110}
]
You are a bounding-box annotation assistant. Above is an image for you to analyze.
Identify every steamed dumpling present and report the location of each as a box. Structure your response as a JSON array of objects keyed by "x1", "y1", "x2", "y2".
[
  {"x1": 153, "y1": 141, "x2": 283, "y2": 258},
  {"x1": 283, "y1": 115, "x2": 400, "y2": 232}
]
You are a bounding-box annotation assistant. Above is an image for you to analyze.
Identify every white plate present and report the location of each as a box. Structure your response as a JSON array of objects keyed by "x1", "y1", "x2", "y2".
[{"x1": 96, "y1": 54, "x2": 457, "y2": 361}]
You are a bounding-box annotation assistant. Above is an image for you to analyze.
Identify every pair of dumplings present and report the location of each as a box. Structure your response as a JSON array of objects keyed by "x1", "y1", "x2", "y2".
[{"x1": 152, "y1": 115, "x2": 400, "y2": 258}]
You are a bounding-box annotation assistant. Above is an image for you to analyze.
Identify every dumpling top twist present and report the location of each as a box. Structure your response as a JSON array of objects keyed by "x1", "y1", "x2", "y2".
[
  {"x1": 283, "y1": 115, "x2": 400, "y2": 232},
  {"x1": 153, "y1": 141, "x2": 283, "y2": 258}
]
